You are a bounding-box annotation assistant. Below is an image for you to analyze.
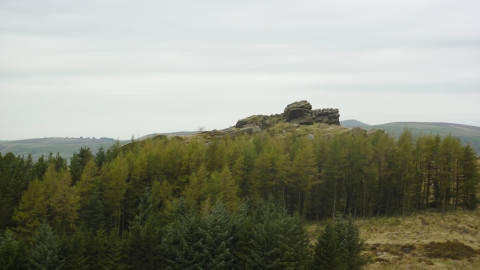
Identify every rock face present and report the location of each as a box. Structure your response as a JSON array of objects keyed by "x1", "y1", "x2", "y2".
[
  {"x1": 203, "y1": 100, "x2": 340, "y2": 137},
  {"x1": 312, "y1": 108, "x2": 340, "y2": 125},
  {"x1": 284, "y1": 100, "x2": 313, "y2": 121},
  {"x1": 283, "y1": 100, "x2": 340, "y2": 125},
  {"x1": 235, "y1": 114, "x2": 283, "y2": 129}
]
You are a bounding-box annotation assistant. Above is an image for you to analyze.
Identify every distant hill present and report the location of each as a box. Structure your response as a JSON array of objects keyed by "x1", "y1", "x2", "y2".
[
  {"x1": 0, "y1": 138, "x2": 126, "y2": 160},
  {"x1": 340, "y1": 119, "x2": 370, "y2": 128},
  {"x1": 0, "y1": 132, "x2": 199, "y2": 160},
  {"x1": 338, "y1": 120, "x2": 480, "y2": 155},
  {"x1": 365, "y1": 122, "x2": 480, "y2": 155}
]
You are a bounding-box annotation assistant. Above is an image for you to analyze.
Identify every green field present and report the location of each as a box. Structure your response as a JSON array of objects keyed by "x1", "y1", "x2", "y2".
[{"x1": 0, "y1": 138, "x2": 126, "y2": 160}]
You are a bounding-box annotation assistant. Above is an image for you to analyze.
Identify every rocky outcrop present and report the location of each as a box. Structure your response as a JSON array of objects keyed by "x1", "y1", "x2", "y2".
[
  {"x1": 235, "y1": 114, "x2": 283, "y2": 129},
  {"x1": 202, "y1": 100, "x2": 340, "y2": 137},
  {"x1": 284, "y1": 100, "x2": 313, "y2": 122},
  {"x1": 312, "y1": 108, "x2": 340, "y2": 125},
  {"x1": 284, "y1": 100, "x2": 340, "y2": 125}
]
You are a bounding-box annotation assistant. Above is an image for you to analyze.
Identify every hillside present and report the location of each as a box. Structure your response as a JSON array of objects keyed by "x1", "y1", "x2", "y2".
[
  {"x1": 138, "y1": 131, "x2": 199, "y2": 140},
  {"x1": 340, "y1": 119, "x2": 371, "y2": 128},
  {"x1": 341, "y1": 120, "x2": 480, "y2": 155},
  {"x1": 1, "y1": 101, "x2": 479, "y2": 269},
  {"x1": 308, "y1": 210, "x2": 480, "y2": 269},
  {"x1": 0, "y1": 137, "x2": 125, "y2": 160}
]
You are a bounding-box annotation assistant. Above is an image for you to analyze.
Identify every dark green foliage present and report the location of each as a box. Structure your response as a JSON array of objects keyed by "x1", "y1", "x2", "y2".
[
  {"x1": 29, "y1": 221, "x2": 64, "y2": 270},
  {"x1": 313, "y1": 221, "x2": 343, "y2": 270},
  {"x1": 0, "y1": 153, "x2": 35, "y2": 230},
  {"x1": 313, "y1": 216, "x2": 367, "y2": 270},
  {"x1": 80, "y1": 188, "x2": 104, "y2": 231},
  {"x1": 85, "y1": 228, "x2": 125, "y2": 270},
  {"x1": 59, "y1": 228, "x2": 88, "y2": 270},
  {"x1": 161, "y1": 200, "x2": 205, "y2": 270},
  {"x1": 105, "y1": 140, "x2": 122, "y2": 163},
  {"x1": 0, "y1": 230, "x2": 30, "y2": 270},
  {"x1": 1, "y1": 126, "x2": 479, "y2": 269},
  {"x1": 94, "y1": 146, "x2": 107, "y2": 169},
  {"x1": 47, "y1": 152, "x2": 68, "y2": 172},
  {"x1": 200, "y1": 202, "x2": 235, "y2": 270},
  {"x1": 69, "y1": 147, "x2": 93, "y2": 185},
  {"x1": 234, "y1": 199, "x2": 311, "y2": 270}
]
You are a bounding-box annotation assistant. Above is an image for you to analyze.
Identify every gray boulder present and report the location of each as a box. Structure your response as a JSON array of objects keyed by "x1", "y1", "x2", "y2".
[
  {"x1": 240, "y1": 126, "x2": 262, "y2": 134},
  {"x1": 284, "y1": 100, "x2": 313, "y2": 122}
]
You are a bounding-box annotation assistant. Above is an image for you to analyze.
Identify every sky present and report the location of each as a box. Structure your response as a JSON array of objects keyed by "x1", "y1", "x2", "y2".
[{"x1": 1, "y1": 0, "x2": 479, "y2": 140}]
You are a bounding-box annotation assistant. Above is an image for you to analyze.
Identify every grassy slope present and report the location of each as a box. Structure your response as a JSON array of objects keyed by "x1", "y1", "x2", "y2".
[
  {"x1": 307, "y1": 210, "x2": 480, "y2": 269},
  {"x1": 0, "y1": 138, "x2": 125, "y2": 160},
  {"x1": 138, "y1": 131, "x2": 198, "y2": 140}
]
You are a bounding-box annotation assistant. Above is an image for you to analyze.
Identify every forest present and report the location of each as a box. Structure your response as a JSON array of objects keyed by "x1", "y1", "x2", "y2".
[{"x1": 0, "y1": 128, "x2": 478, "y2": 269}]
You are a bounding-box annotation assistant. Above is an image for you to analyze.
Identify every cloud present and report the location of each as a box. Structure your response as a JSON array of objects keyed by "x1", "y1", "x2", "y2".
[{"x1": 1, "y1": 0, "x2": 480, "y2": 139}]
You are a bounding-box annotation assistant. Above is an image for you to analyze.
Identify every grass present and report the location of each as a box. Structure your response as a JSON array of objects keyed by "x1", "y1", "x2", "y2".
[{"x1": 307, "y1": 210, "x2": 480, "y2": 269}]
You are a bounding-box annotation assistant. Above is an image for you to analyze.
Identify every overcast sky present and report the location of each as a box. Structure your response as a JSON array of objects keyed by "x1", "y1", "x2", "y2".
[{"x1": 1, "y1": 0, "x2": 479, "y2": 140}]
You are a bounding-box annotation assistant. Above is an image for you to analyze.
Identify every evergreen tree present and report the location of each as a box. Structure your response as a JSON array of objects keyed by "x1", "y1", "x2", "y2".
[
  {"x1": 200, "y1": 201, "x2": 235, "y2": 270},
  {"x1": 59, "y1": 228, "x2": 88, "y2": 270},
  {"x1": 312, "y1": 221, "x2": 343, "y2": 270},
  {"x1": 342, "y1": 217, "x2": 368, "y2": 270},
  {"x1": 313, "y1": 216, "x2": 367, "y2": 270},
  {"x1": 161, "y1": 200, "x2": 205, "y2": 270},
  {"x1": 13, "y1": 178, "x2": 48, "y2": 238},
  {"x1": 95, "y1": 146, "x2": 107, "y2": 169},
  {"x1": 0, "y1": 230, "x2": 30, "y2": 270},
  {"x1": 29, "y1": 221, "x2": 64, "y2": 270}
]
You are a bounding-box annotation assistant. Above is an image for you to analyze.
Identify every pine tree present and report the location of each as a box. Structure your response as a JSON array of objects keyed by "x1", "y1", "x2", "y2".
[
  {"x1": 100, "y1": 154, "x2": 129, "y2": 231},
  {"x1": 161, "y1": 200, "x2": 205, "y2": 270},
  {"x1": 200, "y1": 201, "x2": 235, "y2": 270},
  {"x1": 29, "y1": 221, "x2": 64, "y2": 270},
  {"x1": 312, "y1": 221, "x2": 343, "y2": 270},
  {"x1": 94, "y1": 145, "x2": 107, "y2": 169},
  {"x1": 12, "y1": 178, "x2": 48, "y2": 237},
  {"x1": 313, "y1": 216, "x2": 367, "y2": 270},
  {"x1": 0, "y1": 230, "x2": 30, "y2": 270},
  {"x1": 342, "y1": 217, "x2": 368, "y2": 270},
  {"x1": 184, "y1": 165, "x2": 209, "y2": 209},
  {"x1": 59, "y1": 228, "x2": 88, "y2": 270},
  {"x1": 48, "y1": 169, "x2": 79, "y2": 232}
]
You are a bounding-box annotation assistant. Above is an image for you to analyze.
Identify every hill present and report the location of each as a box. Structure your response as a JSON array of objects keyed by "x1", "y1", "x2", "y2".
[
  {"x1": 340, "y1": 119, "x2": 371, "y2": 128},
  {"x1": 340, "y1": 120, "x2": 480, "y2": 155},
  {"x1": 138, "y1": 131, "x2": 198, "y2": 140},
  {"x1": 367, "y1": 122, "x2": 480, "y2": 155},
  {"x1": 0, "y1": 137, "x2": 125, "y2": 160}
]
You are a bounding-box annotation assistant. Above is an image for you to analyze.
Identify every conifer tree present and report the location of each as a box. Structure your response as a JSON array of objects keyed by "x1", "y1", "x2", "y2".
[
  {"x1": 59, "y1": 228, "x2": 88, "y2": 270},
  {"x1": 13, "y1": 178, "x2": 48, "y2": 237},
  {"x1": 312, "y1": 221, "x2": 343, "y2": 270},
  {"x1": 161, "y1": 199, "x2": 205, "y2": 270},
  {"x1": 184, "y1": 165, "x2": 209, "y2": 209},
  {"x1": 313, "y1": 216, "x2": 367, "y2": 270},
  {"x1": 95, "y1": 146, "x2": 107, "y2": 169},
  {"x1": 29, "y1": 221, "x2": 64, "y2": 270},
  {"x1": 200, "y1": 201, "x2": 235, "y2": 270},
  {"x1": 0, "y1": 230, "x2": 30, "y2": 269}
]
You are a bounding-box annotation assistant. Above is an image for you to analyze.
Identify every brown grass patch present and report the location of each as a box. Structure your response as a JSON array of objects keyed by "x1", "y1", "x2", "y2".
[{"x1": 423, "y1": 241, "x2": 478, "y2": 260}]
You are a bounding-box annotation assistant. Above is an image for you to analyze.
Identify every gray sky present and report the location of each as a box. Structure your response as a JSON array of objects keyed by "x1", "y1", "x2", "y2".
[{"x1": 1, "y1": 0, "x2": 479, "y2": 140}]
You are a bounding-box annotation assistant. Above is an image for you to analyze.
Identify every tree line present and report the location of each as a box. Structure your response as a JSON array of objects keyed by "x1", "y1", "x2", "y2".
[{"x1": 0, "y1": 128, "x2": 478, "y2": 269}]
